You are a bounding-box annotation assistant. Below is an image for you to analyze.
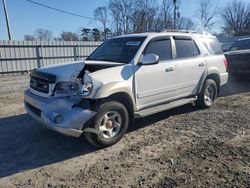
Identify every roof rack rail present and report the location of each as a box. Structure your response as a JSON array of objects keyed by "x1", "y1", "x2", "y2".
[{"x1": 162, "y1": 29, "x2": 212, "y2": 36}]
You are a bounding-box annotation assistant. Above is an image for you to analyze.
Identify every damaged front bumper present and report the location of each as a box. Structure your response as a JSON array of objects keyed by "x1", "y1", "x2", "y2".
[{"x1": 24, "y1": 90, "x2": 96, "y2": 137}]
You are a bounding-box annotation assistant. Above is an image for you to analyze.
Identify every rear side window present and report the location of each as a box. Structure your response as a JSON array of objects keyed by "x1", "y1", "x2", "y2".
[
  {"x1": 174, "y1": 38, "x2": 200, "y2": 59},
  {"x1": 202, "y1": 37, "x2": 223, "y2": 55},
  {"x1": 144, "y1": 39, "x2": 172, "y2": 61},
  {"x1": 229, "y1": 39, "x2": 250, "y2": 51}
]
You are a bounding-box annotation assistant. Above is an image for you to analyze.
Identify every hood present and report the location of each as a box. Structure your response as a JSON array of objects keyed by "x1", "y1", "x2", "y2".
[
  {"x1": 38, "y1": 61, "x2": 85, "y2": 82},
  {"x1": 37, "y1": 60, "x2": 125, "y2": 82}
]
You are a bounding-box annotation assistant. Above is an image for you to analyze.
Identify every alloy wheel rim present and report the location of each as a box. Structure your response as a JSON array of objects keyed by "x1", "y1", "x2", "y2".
[
  {"x1": 204, "y1": 85, "x2": 215, "y2": 105},
  {"x1": 98, "y1": 111, "x2": 122, "y2": 139}
]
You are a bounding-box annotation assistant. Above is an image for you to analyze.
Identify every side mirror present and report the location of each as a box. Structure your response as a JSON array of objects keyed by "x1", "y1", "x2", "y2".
[{"x1": 140, "y1": 54, "x2": 159, "y2": 65}]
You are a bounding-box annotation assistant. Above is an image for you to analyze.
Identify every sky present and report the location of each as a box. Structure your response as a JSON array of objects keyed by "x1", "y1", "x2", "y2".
[{"x1": 0, "y1": 0, "x2": 248, "y2": 40}]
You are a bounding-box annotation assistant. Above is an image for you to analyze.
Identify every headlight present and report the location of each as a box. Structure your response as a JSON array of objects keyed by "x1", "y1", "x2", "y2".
[
  {"x1": 54, "y1": 81, "x2": 79, "y2": 96},
  {"x1": 80, "y1": 82, "x2": 93, "y2": 96}
]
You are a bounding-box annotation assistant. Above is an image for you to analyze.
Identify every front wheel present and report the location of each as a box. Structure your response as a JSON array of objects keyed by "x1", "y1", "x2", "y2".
[
  {"x1": 196, "y1": 79, "x2": 217, "y2": 109},
  {"x1": 85, "y1": 101, "x2": 129, "y2": 148}
]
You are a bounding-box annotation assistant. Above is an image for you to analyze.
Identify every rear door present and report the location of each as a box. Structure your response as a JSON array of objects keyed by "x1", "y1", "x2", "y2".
[{"x1": 172, "y1": 36, "x2": 206, "y2": 98}]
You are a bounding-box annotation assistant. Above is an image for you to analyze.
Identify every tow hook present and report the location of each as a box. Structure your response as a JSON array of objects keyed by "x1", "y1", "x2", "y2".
[{"x1": 83, "y1": 128, "x2": 103, "y2": 137}]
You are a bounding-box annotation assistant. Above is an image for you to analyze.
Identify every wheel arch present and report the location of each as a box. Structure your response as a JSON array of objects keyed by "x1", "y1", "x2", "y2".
[
  {"x1": 205, "y1": 73, "x2": 220, "y2": 94},
  {"x1": 93, "y1": 82, "x2": 136, "y2": 109},
  {"x1": 92, "y1": 82, "x2": 136, "y2": 127},
  {"x1": 92, "y1": 92, "x2": 135, "y2": 129},
  {"x1": 198, "y1": 71, "x2": 221, "y2": 94},
  {"x1": 108, "y1": 92, "x2": 135, "y2": 118}
]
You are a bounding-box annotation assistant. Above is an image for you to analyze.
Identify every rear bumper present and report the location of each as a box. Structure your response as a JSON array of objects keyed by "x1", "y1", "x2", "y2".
[
  {"x1": 220, "y1": 72, "x2": 228, "y2": 86},
  {"x1": 24, "y1": 90, "x2": 96, "y2": 137}
]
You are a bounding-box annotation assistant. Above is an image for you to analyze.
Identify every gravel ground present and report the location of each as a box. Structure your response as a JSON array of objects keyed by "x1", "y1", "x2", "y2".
[{"x1": 0, "y1": 74, "x2": 249, "y2": 188}]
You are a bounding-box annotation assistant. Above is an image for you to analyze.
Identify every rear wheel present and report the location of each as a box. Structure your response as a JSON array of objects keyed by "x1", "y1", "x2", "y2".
[
  {"x1": 85, "y1": 100, "x2": 129, "y2": 148},
  {"x1": 196, "y1": 79, "x2": 217, "y2": 108}
]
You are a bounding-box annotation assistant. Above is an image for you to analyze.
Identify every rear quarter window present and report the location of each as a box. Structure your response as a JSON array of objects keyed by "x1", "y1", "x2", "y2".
[{"x1": 202, "y1": 37, "x2": 223, "y2": 55}]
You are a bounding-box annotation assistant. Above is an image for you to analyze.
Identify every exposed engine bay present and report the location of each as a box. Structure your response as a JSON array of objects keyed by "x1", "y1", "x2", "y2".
[{"x1": 78, "y1": 61, "x2": 123, "y2": 77}]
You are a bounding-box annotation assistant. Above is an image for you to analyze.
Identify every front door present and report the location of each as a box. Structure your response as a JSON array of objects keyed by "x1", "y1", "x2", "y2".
[{"x1": 135, "y1": 37, "x2": 178, "y2": 110}]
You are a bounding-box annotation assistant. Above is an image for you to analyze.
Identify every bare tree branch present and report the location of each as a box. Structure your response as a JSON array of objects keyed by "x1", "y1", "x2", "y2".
[
  {"x1": 34, "y1": 28, "x2": 53, "y2": 41},
  {"x1": 221, "y1": 0, "x2": 250, "y2": 36},
  {"x1": 94, "y1": 6, "x2": 108, "y2": 39},
  {"x1": 197, "y1": 0, "x2": 219, "y2": 31}
]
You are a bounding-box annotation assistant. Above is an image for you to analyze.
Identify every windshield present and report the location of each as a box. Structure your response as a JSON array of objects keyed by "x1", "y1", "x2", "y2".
[
  {"x1": 229, "y1": 39, "x2": 250, "y2": 51},
  {"x1": 87, "y1": 37, "x2": 146, "y2": 63}
]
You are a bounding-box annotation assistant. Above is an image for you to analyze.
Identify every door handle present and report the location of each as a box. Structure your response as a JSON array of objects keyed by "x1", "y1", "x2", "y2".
[
  {"x1": 198, "y1": 63, "x2": 205, "y2": 67},
  {"x1": 165, "y1": 67, "x2": 174, "y2": 72}
]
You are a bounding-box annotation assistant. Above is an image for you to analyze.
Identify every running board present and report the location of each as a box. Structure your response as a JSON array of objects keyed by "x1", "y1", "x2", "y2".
[{"x1": 134, "y1": 96, "x2": 197, "y2": 118}]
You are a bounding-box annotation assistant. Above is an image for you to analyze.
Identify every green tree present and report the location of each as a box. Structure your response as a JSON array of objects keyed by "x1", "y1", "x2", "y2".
[
  {"x1": 102, "y1": 28, "x2": 112, "y2": 40},
  {"x1": 92, "y1": 28, "x2": 101, "y2": 41},
  {"x1": 81, "y1": 28, "x2": 91, "y2": 41}
]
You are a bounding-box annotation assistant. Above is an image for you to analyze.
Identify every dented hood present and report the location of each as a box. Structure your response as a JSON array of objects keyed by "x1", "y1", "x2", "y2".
[
  {"x1": 38, "y1": 61, "x2": 85, "y2": 82},
  {"x1": 37, "y1": 60, "x2": 124, "y2": 82}
]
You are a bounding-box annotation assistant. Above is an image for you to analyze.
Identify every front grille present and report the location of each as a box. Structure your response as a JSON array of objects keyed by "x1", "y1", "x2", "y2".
[
  {"x1": 30, "y1": 77, "x2": 49, "y2": 93},
  {"x1": 25, "y1": 102, "x2": 41, "y2": 117},
  {"x1": 30, "y1": 70, "x2": 56, "y2": 94}
]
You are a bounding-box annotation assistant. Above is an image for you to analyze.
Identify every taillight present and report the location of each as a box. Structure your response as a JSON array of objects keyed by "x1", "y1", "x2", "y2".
[{"x1": 223, "y1": 58, "x2": 228, "y2": 69}]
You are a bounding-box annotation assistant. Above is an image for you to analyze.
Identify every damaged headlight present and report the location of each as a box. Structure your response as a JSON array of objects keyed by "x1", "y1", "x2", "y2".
[
  {"x1": 80, "y1": 82, "x2": 93, "y2": 96},
  {"x1": 54, "y1": 81, "x2": 79, "y2": 96},
  {"x1": 54, "y1": 71, "x2": 94, "y2": 97}
]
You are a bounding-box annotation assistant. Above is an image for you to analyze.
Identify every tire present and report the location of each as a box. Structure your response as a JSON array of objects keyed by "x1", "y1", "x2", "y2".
[
  {"x1": 85, "y1": 100, "x2": 129, "y2": 148},
  {"x1": 196, "y1": 79, "x2": 217, "y2": 109}
]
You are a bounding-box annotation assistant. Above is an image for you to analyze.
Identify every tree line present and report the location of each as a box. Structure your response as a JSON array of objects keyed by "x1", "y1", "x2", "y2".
[
  {"x1": 24, "y1": 0, "x2": 250, "y2": 41},
  {"x1": 24, "y1": 28, "x2": 111, "y2": 41}
]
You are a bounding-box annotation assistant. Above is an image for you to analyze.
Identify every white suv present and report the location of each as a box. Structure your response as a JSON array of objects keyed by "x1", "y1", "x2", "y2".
[{"x1": 24, "y1": 31, "x2": 228, "y2": 147}]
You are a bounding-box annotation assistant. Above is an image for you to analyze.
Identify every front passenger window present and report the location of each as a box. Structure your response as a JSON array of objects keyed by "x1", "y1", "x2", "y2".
[{"x1": 144, "y1": 39, "x2": 172, "y2": 61}]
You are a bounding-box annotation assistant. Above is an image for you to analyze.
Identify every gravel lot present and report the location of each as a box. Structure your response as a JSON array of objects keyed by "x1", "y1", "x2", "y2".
[{"x1": 0, "y1": 74, "x2": 249, "y2": 188}]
